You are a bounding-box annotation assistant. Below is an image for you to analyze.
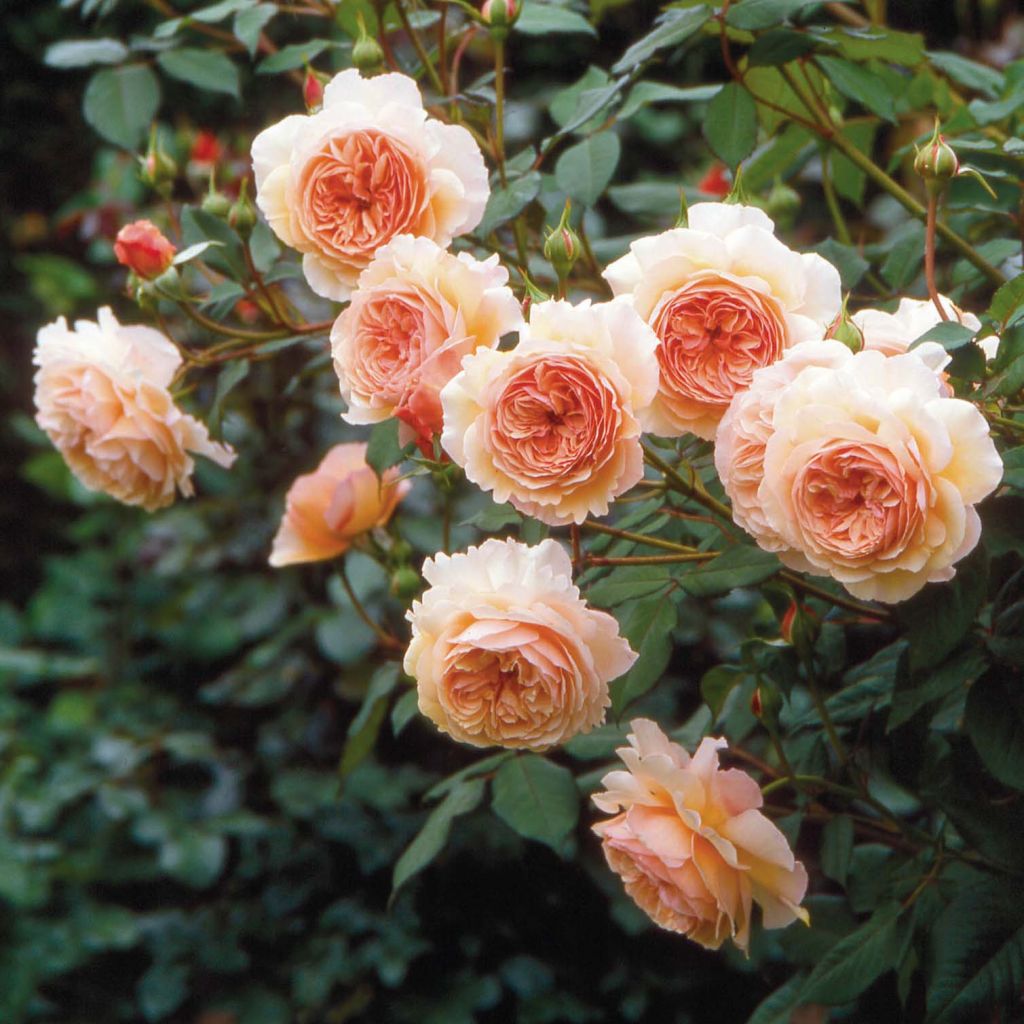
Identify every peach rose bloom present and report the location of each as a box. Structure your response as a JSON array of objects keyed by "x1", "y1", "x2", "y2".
[
  {"x1": 269, "y1": 442, "x2": 409, "y2": 567},
  {"x1": 252, "y1": 69, "x2": 488, "y2": 301},
  {"x1": 715, "y1": 340, "x2": 853, "y2": 551},
  {"x1": 440, "y1": 299, "x2": 660, "y2": 526},
  {"x1": 114, "y1": 220, "x2": 176, "y2": 279},
  {"x1": 853, "y1": 294, "x2": 998, "y2": 360},
  {"x1": 756, "y1": 349, "x2": 1002, "y2": 603},
  {"x1": 592, "y1": 719, "x2": 808, "y2": 952},
  {"x1": 33, "y1": 307, "x2": 234, "y2": 511},
  {"x1": 405, "y1": 538, "x2": 636, "y2": 749},
  {"x1": 331, "y1": 235, "x2": 523, "y2": 451},
  {"x1": 603, "y1": 203, "x2": 841, "y2": 439}
]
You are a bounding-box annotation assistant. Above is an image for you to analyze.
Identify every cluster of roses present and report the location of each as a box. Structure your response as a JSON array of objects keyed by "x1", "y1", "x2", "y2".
[{"x1": 31, "y1": 66, "x2": 1004, "y2": 953}]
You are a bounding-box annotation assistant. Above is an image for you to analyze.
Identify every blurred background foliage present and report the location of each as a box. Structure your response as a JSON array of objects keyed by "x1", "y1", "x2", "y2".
[{"x1": 3, "y1": 0, "x2": 1024, "y2": 1022}]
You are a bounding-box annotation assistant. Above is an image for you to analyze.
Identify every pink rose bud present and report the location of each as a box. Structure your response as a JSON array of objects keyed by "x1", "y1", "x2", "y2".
[
  {"x1": 190, "y1": 131, "x2": 221, "y2": 168},
  {"x1": 914, "y1": 125, "x2": 959, "y2": 195},
  {"x1": 697, "y1": 163, "x2": 730, "y2": 197},
  {"x1": 114, "y1": 220, "x2": 176, "y2": 280},
  {"x1": 303, "y1": 67, "x2": 324, "y2": 111},
  {"x1": 482, "y1": 0, "x2": 519, "y2": 36}
]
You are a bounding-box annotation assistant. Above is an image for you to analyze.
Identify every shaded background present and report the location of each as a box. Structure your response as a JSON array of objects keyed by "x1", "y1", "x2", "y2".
[{"x1": 0, "y1": 1, "x2": 1021, "y2": 1022}]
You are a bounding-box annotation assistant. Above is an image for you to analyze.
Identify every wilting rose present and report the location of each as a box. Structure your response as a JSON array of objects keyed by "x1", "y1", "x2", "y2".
[
  {"x1": 853, "y1": 294, "x2": 998, "y2": 360},
  {"x1": 252, "y1": 69, "x2": 488, "y2": 301},
  {"x1": 716, "y1": 341, "x2": 855, "y2": 550},
  {"x1": 592, "y1": 719, "x2": 808, "y2": 952},
  {"x1": 405, "y1": 538, "x2": 636, "y2": 749},
  {"x1": 114, "y1": 220, "x2": 176, "y2": 279},
  {"x1": 440, "y1": 299, "x2": 659, "y2": 526},
  {"x1": 33, "y1": 307, "x2": 234, "y2": 511},
  {"x1": 269, "y1": 442, "x2": 409, "y2": 567},
  {"x1": 755, "y1": 349, "x2": 1002, "y2": 603},
  {"x1": 331, "y1": 235, "x2": 522, "y2": 451},
  {"x1": 603, "y1": 203, "x2": 841, "y2": 439}
]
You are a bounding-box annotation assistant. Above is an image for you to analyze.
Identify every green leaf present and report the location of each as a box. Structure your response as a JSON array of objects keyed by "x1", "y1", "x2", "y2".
[
  {"x1": 256, "y1": 40, "x2": 332, "y2": 74},
  {"x1": 965, "y1": 670, "x2": 1024, "y2": 791},
  {"x1": 585, "y1": 566, "x2": 674, "y2": 607},
  {"x1": 491, "y1": 755, "x2": 579, "y2": 851},
  {"x1": 813, "y1": 237, "x2": 869, "y2": 289},
  {"x1": 619, "y1": 82, "x2": 721, "y2": 120},
  {"x1": 137, "y1": 962, "x2": 189, "y2": 1022},
  {"x1": 701, "y1": 665, "x2": 746, "y2": 720},
  {"x1": 612, "y1": 598, "x2": 677, "y2": 713},
  {"x1": 555, "y1": 132, "x2": 621, "y2": 207},
  {"x1": 887, "y1": 642, "x2": 988, "y2": 732},
  {"x1": 425, "y1": 751, "x2": 514, "y2": 802},
  {"x1": 83, "y1": 65, "x2": 160, "y2": 149},
  {"x1": 340, "y1": 665, "x2": 400, "y2": 778},
  {"x1": 820, "y1": 815, "x2": 854, "y2": 886},
  {"x1": 365, "y1": 419, "x2": 415, "y2": 476},
  {"x1": 818, "y1": 26, "x2": 925, "y2": 66},
  {"x1": 209, "y1": 359, "x2": 249, "y2": 433},
  {"x1": 815, "y1": 55, "x2": 896, "y2": 122},
  {"x1": 514, "y1": 3, "x2": 596, "y2": 37},
  {"x1": 927, "y1": 876, "x2": 1024, "y2": 1021},
  {"x1": 746, "y1": 972, "x2": 807, "y2": 1024},
  {"x1": 193, "y1": 0, "x2": 256, "y2": 21},
  {"x1": 478, "y1": 172, "x2": 541, "y2": 236},
  {"x1": 679, "y1": 546, "x2": 780, "y2": 598},
  {"x1": 831, "y1": 120, "x2": 877, "y2": 206},
  {"x1": 726, "y1": 0, "x2": 832, "y2": 31},
  {"x1": 799, "y1": 903, "x2": 910, "y2": 1004},
  {"x1": 392, "y1": 778, "x2": 486, "y2": 895},
  {"x1": 988, "y1": 272, "x2": 1024, "y2": 328},
  {"x1": 45, "y1": 38, "x2": 128, "y2": 68},
  {"x1": 611, "y1": 5, "x2": 710, "y2": 73},
  {"x1": 911, "y1": 320, "x2": 976, "y2": 351},
  {"x1": 703, "y1": 82, "x2": 759, "y2": 168},
  {"x1": 928, "y1": 50, "x2": 1004, "y2": 98},
  {"x1": 749, "y1": 28, "x2": 820, "y2": 67},
  {"x1": 180, "y1": 205, "x2": 246, "y2": 277},
  {"x1": 159, "y1": 830, "x2": 226, "y2": 888},
  {"x1": 234, "y1": 4, "x2": 276, "y2": 56},
  {"x1": 157, "y1": 49, "x2": 240, "y2": 99},
  {"x1": 391, "y1": 688, "x2": 420, "y2": 738},
  {"x1": 172, "y1": 240, "x2": 221, "y2": 266}
]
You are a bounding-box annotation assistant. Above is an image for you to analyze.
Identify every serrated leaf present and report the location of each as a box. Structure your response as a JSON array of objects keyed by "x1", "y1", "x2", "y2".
[
  {"x1": 491, "y1": 755, "x2": 578, "y2": 851},
  {"x1": 703, "y1": 82, "x2": 758, "y2": 168},
  {"x1": 365, "y1": 419, "x2": 415, "y2": 476},
  {"x1": 679, "y1": 546, "x2": 780, "y2": 598},
  {"x1": 748, "y1": 28, "x2": 820, "y2": 66},
  {"x1": 45, "y1": 38, "x2": 128, "y2": 68},
  {"x1": 515, "y1": 3, "x2": 596, "y2": 37},
  {"x1": 585, "y1": 566, "x2": 674, "y2": 608},
  {"x1": 965, "y1": 671, "x2": 1024, "y2": 791},
  {"x1": 816, "y1": 54, "x2": 895, "y2": 122},
  {"x1": 390, "y1": 688, "x2": 420, "y2": 738},
  {"x1": 340, "y1": 665, "x2": 400, "y2": 778},
  {"x1": 911, "y1": 320, "x2": 976, "y2": 351},
  {"x1": 612, "y1": 5, "x2": 710, "y2": 73},
  {"x1": 256, "y1": 40, "x2": 332, "y2": 74},
  {"x1": 83, "y1": 65, "x2": 160, "y2": 149},
  {"x1": 234, "y1": 4, "x2": 276, "y2": 57},
  {"x1": 701, "y1": 665, "x2": 746, "y2": 720},
  {"x1": 726, "y1": 0, "x2": 831, "y2": 31},
  {"x1": 158, "y1": 49, "x2": 240, "y2": 99},
  {"x1": 820, "y1": 815, "x2": 854, "y2": 885},
  {"x1": 888, "y1": 643, "x2": 988, "y2": 732},
  {"x1": 478, "y1": 172, "x2": 541, "y2": 236},
  {"x1": 555, "y1": 132, "x2": 621, "y2": 207},
  {"x1": 928, "y1": 50, "x2": 1004, "y2": 98},
  {"x1": 988, "y1": 272, "x2": 1024, "y2": 328},
  {"x1": 209, "y1": 359, "x2": 249, "y2": 433},
  {"x1": 612, "y1": 598, "x2": 677, "y2": 713},
  {"x1": 392, "y1": 778, "x2": 485, "y2": 895},
  {"x1": 746, "y1": 972, "x2": 807, "y2": 1024}
]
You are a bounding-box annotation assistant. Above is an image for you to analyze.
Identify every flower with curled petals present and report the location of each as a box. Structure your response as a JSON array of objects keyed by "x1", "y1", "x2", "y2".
[
  {"x1": 592, "y1": 719, "x2": 808, "y2": 952},
  {"x1": 331, "y1": 235, "x2": 522, "y2": 452},
  {"x1": 252, "y1": 69, "x2": 488, "y2": 301},
  {"x1": 853, "y1": 294, "x2": 998, "y2": 360},
  {"x1": 756, "y1": 349, "x2": 1002, "y2": 603},
  {"x1": 603, "y1": 202, "x2": 841, "y2": 439},
  {"x1": 405, "y1": 538, "x2": 636, "y2": 750},
  {"x1": 440, "y1": 299, "x2": 660, "y2": 526},
  {"x1": 33, "y1": 307, "x2": 234, "y2": 512}
]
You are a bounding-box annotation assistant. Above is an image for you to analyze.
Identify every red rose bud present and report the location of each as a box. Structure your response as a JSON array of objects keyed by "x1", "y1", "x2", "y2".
[
  {"x1": 482, "y1": 0, "x2": 519, "y2": 38},
  {"x1": 190, "y1": 131, "x2": 221, "y2": 168},
  {"x1": 114, "y1": 220, "x2": 176, "y2": 279},
  {"x1": 303, "y1": 67, "x2": 325, "y2": 111},
  {"x1": 235, "y1": 299, "x2": 261, "y2": 325},
  {"x1": 781, "y1": 600, "x2": 819, "y2": 653},
  {"x1": 780, "y1": 601, "x2": 799, "y2": 645},
  {"x1": 697, "y1": 163, "x2": 730, "y2": 197},
  {"x1": 750, "y1": 688, "x2": 763, "y2": 718}
]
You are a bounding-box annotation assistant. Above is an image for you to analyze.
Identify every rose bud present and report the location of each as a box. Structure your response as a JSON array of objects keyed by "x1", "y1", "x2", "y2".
[
  {"x1": 914, "y1": 124, "x2": 959, "y2": 196},
  {"x1": 190, "y1": 131, "x2": 221, "y2": 169},
  {"x1": 140, "y1": 127, "x2": 177, "y2": 193},
  {"x1": 351, "y1": 17, "x2": 385, "y2": 74},
  {"x1": 543, "y1": 202, "x2": 581, "y2": 285},
  {"x1": 482, "y1": 0, "x2": 520, "y2": 36},
  {"x1": 827, "y1": 303, "x2": 865, "y2": 353},
  {"x1": 114, "y1": 220, "x2": 176, "y2": 280},
  {"x1": 697, "y1": 163, "x2": 730, "y2": 197},
  {"x1": 303, "y1": 66, "x2": 325, "y2": 111},
  {"x1": 228, "y1": 181, "x2": 257, "y2": 238}
]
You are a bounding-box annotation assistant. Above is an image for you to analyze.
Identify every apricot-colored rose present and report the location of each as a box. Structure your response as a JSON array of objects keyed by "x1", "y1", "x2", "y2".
[
  {"x1": 592, "y1": 719, "x2": 808, "y2": 952},
  {"x1": 331, "y1": 235, "x2": 522, "y2": 451},
  {"x1": 252, "y1": 70, "x2": 488, "y2": 301},
  {"x1": 853, "y1": 294, "x2": 998, "y2": 360},
  {"x1": 114, "y1": 220, "x2": 176, "y2": 279},
  {"x1": 269, "y1": 442, "x2": 409, "y2": 567},
  {"x1": 603, "y1": 203, "x2": 841, "y2": 439},
  {"x1": 756, "y1": 349, "x2": 1002, "y2": 602},
  {"x1": 405, "y1": 538, "x2": 636, "y2": 749},
  {"x1": 33, "y1": 308, "x2": 234, "y2": 511},
  {"x1": 440, "y1": 299, "x2": 659, "y2": 526}
]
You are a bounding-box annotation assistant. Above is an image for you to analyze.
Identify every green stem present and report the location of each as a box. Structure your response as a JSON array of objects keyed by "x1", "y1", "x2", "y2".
[
  {"x1": 395, "y1": 0, "x2": 445, "y2": 95},
  {"x1": 493, "y1": 38, "x2": 508, "y2": 187},
  {"x1": 581, "y1": 519, "x2": 700, "y2": 554},
  {"x1": 641, "y1": 443, "x2": 734, "y2": 521},
  {"x1": 337, "y1": 562, "x2": 402, "y2": 651},
  {"x1": 587, "y1": 552, "x2": 717, "y2": 566},
  {"x1": 778, "y1": 570, "x2": 893, "y2": 621},
  {"x1": 925, "y1": 193, "x2": 951, "y2": 321}
]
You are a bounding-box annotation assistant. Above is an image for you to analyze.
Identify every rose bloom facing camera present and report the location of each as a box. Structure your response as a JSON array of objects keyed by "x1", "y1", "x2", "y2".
[
  {"x1": 331, "y1": 235, "x2": 522, "y2": 450},
  {"x1": 33, "y1": 307, "x2": 234, "y2": 511},
  {"x1": 405, "y1": 538, "x2": 636, "y2": 750},
  {"x1": 757, "y1": 348, "x2": 1002, "y2": 603},
  {"x1": 440, "y1": 299, "x2": 660, "y2": 526},
  {"x1": 252, "y1": 69, "x2": 488, "y2": 301},
  {"x1": 592, "y1": 719, "x2": 808, "y2": 952},
  {"x1": 269, "y1": 442, "x2": 409, "y2": 567},
  {"x1": 603, "y1": 203, "x2": 841, "y2": 439}
]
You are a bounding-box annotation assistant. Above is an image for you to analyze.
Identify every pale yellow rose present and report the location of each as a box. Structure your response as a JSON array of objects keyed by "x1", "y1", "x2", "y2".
[
  {"x1": 405, "y1": 538, "x2": 636, "y2": 750},
  {"x1": 331, "y1": 235, "x2": 523, "y2": 451},
  {"x1": 269, "y1": 442, "x2": 409, "y2": 567},
  {"x1": 853, "y1": 294, "x2": 998, "y2": 360},
  {"x1": 252, "y1": 69, "x2": 488, "y2": 301},
  {"x1": 440, "y1": 299, "x2": 660, "y2": 526},
  {"x1": 592, "y1": 719, "x2": 808, "y2": 952},
  {"x1": 603, "y1": 202, "x2": 841, "y2": 439},
  {"x1": 33, "y1": 307, "x2": 234, "y2": 511},
  {"x1": 756, "y1": 349, "x2": 1002, "y2": 603}
]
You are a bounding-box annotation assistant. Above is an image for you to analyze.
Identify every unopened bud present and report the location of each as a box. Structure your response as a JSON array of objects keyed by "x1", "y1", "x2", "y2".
[
  {"x1": 140, "y1": 127, "x2": 177, "y2": 194},
  {"x1": 390, "y1": 539, "x2": 413, "y2": 564},
  {"x1": 114, "y1": 220, "x2": 176, "y2": 280},
  {"x1": 543, "y1": 201, "x2": 581, "y2": 284},
  {"x1": 915, "y1": 123, "x2": 959, "y2": 196},
  {"x1": 202, "y1": 189, "x2": 232, "y2": 218},
  {"x1": 303, "y1": 66, "x2": 325, "y2": 111},
  {"x1": 390, "y1": 566, "x2": 422, "y2": 600},
  {"x1": 697, "y1": 162, "x2": 730, "y2": 198},
  {"x1": 351, "y1": 14, "x2": 385, "y2": 74},
  {"x1": 766, "y1": 179, "x2": 800, "y2": 227},
  {"x1": 781, "y1": 600, "x2": 819, "y2": 654},
  {"x1": 190, "y1": 130, "x2": 221, "y2": 169},
  {"x1": 827, "y1": 305, "x2": 864, "y2": 354},
  {"x1": 751, "y1": 683, "x2": 783, "y2": 730},
  {"x1": 482, "y1": 0, "x2": 520, "y2": 37},
  {"x1": 228, "y1": 180, "x2": 257, "y2": 238}
]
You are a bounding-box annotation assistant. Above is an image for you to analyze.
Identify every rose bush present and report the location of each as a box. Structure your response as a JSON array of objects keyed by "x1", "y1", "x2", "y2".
[{"x1": 10, "y1": 1, "x2": 1024, "y2": 1022}]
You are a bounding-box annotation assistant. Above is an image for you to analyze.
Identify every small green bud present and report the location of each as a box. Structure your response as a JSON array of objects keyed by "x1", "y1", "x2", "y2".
[
  {"x1": 390, "y1": 566, "x2": 422, "y2": 600},
  {"x1": 766, "y1": 179, "x2": 800, "y2": 228},
  {"x1": 140, "y1": 126, "x2": 177, "y2": 195},
  {"x1": 481, "y1": 0, "x2": 520, "y2": 39},
  {"x1": 202, "y1": 189, "x2": 232, "y2": 219},
  {"x1": 751, "y1": 682, "x2": 783, "y2": 731},
  {"x1": 914, "y1": 122, "x2": 959, "y2": 197},
  {"x1": 827, "y1": 297, "x2": 864, "y2": 353},
  {"x1": 351, "y1": 14, "x2": 385, "y2": 74},
  {"x1": 390, "y1": 539, "x2": 413, "y2": 564},
  {"x1": 228, "y1": 179, "x2": 257, "y2": 238},
  {"x1": 543, "y1": 201, "x2": 581, "y2": 284}
]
